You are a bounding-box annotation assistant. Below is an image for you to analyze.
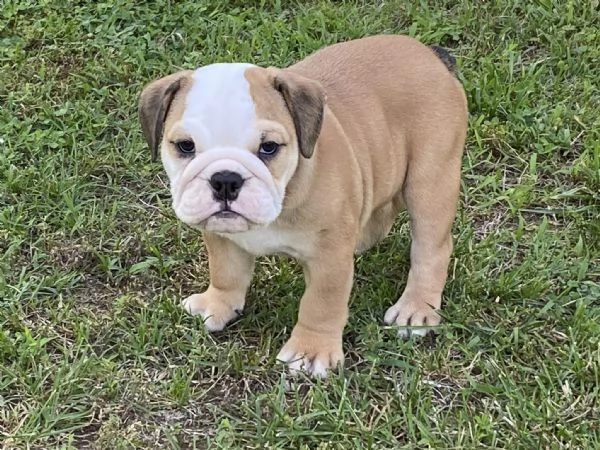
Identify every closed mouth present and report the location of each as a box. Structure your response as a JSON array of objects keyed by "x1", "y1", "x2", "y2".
[
  {"x1": 210, "y1": 209, "x2": 260, "y2": 226},
  {"x1": 212, "y1": 210, "x2": 241, "y2": 219}
]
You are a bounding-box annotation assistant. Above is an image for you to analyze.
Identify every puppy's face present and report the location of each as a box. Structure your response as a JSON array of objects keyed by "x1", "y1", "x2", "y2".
[{"x1": 139, "y1": 64, "x2": 325, "y2": 234}]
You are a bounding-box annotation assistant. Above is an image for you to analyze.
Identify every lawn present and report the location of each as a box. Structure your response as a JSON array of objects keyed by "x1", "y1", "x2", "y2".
[{"x1": 1, "y1": 0, "x2": 599, "y2": 448}]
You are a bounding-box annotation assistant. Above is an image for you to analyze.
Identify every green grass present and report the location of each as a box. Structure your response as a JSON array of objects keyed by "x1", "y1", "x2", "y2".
[{"x1": 1, "y1": 0, "x2": 599, "y2": 448}]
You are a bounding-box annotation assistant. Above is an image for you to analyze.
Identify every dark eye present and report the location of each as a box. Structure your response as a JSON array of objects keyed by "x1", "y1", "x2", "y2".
[
  {"x1": 259, "y1": 141, "x2": 280, "y2": 157},
  {"x1": 176, "y1": 140, "x2": 195, "y2": 154}
]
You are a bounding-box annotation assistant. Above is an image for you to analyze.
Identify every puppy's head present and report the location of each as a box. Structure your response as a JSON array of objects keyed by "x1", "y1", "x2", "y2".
[{"x1": 139, "y1": 64, "x2": 325, "y2": 233}]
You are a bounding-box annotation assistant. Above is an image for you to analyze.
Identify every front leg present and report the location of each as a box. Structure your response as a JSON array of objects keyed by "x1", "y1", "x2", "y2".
[
  {"x1": 182, "y1": 231, "x2": 254, "y2": 331},
  {"x1": 277, "y1": 242, "x2": 354, "y2": 378}
]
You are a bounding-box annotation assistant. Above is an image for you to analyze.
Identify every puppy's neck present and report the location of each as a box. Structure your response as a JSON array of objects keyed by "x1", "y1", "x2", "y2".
[
  {"x1": 279, "y1": 144, "x2": 318, "y2": 219},
  {"x1": 278, "y1": 106, "x2": 343, "y2": 222}
]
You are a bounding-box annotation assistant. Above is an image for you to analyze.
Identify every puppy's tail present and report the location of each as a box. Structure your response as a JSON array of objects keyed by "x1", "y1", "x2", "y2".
[{"x1": 428, "y1": 45, "x2": 457, "y2": 77}]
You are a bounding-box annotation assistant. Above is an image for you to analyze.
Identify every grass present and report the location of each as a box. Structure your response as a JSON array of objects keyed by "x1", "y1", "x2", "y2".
[{"x1": 1, "y1": 0, "x2": 599, "y2": 448}]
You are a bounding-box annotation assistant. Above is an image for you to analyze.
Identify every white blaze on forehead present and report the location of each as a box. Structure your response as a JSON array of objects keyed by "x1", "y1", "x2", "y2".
[{"x1": 181, "y1": 63, "x2": 257, "y2": 149}]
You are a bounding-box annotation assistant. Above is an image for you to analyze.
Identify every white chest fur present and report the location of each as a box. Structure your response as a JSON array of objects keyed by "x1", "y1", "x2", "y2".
[{"x1": 219, "y1": 226, "x2": 312, "y2": 260}]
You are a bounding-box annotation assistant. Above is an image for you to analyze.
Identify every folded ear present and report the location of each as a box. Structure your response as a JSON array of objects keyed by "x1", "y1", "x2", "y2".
[
  {"x1": 138, "y1": 70, "x2": 191, "y2": 161},
  {"x1": 272, "y1": 70, "x2": 326, "y2": 158}
]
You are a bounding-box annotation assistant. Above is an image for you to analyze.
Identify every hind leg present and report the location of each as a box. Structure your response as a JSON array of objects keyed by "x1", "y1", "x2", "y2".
[{"x1": 384, "y1": 146, "x2": 462, "y2": 336}]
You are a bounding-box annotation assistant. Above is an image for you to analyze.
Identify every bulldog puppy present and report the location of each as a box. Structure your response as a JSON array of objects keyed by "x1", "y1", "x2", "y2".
[{"x1": 139, "y1": 35, "x2": 468, "y2": 377}]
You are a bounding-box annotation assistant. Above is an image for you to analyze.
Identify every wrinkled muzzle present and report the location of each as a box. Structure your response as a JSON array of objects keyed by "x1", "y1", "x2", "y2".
[{"x1": 171, "y1": 148, "x2": 282, "y2": 233}]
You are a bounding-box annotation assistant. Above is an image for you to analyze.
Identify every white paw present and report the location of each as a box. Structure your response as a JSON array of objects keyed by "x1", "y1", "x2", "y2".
[
  {"x1": 182, "y1": 292, "x2": 242, "y2": 332},
  {"x1": 276, "y1": 327, "x2": 344, "y2": 378},
  {"x1": 384, "y1": 296, "x2": 441, "y2": 337}
]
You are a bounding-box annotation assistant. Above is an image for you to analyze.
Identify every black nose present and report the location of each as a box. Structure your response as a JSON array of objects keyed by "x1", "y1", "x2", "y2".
[{"x1": 209, "y1": 171, "x2": 244, "y2": 202}]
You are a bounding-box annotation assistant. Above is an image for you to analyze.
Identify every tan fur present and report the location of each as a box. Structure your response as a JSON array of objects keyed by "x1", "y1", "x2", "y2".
[{"x1": 139, "y1": 35, "x2": 468, "y2": 377}]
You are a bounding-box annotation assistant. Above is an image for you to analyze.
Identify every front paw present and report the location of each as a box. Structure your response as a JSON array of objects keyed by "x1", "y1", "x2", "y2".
[
  {"x1": 384, "y1": 293, "x2": 441, "y2": 337},
  {"x1": 182, "y1": 288, "x2": 244, "y2": 332},
  {"x1": 276, "y1": 325, "x2": 344, "y2": 378}
]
